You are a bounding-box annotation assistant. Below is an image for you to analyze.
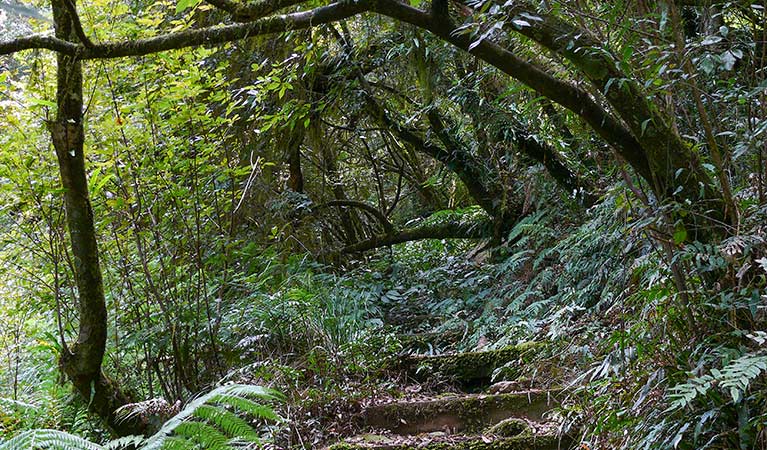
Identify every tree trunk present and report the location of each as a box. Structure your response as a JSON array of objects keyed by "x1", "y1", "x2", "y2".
[
  {"x1": 285, "y1": 124, "x2": 306, "y2": 193},
  {"x1": 50, "y1": 0, "x2": 145, "y2": 436}
]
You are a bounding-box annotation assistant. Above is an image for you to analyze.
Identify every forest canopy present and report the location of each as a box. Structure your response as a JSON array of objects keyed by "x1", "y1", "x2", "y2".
[{"x1": 1, "y1": 0, "x2": 766, "y2": 448}]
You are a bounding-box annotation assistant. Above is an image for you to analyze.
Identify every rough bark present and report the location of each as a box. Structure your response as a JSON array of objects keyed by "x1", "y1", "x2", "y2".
[
  {"x1": 285, "y1": 125, "x2": 306, "y2": 193},
  {"x1": 50, "y1": 0, "x2": 145, "y2": 436}
]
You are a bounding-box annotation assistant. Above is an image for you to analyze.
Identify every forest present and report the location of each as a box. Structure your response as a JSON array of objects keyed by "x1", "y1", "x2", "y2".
[{"x1": 0, "y1": 0, "x2": 766, "y2": 448}]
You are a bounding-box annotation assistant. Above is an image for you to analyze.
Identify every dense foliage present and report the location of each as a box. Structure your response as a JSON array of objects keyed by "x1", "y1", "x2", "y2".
[{"x1": 1, "y1": 0, "x2": 766, "y2": 448}]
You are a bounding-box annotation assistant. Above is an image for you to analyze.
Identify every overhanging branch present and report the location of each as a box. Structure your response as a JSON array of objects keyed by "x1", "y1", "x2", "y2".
[
  {"x1": 0, "y1": 32, "x2": 78, "y2": 55},
  {"x1": 316, "y1": 200, "x2": 394, "y2": 234},
  {"x1": 0, "y1": 1, "x2": 369, "y2": 58},
  {"x1": 338, "y1": 218, "x2": 492, "y2": 254},
  {"x1": 206, "y1": 0, "x2": 308, "y2": 21},
  {"x1": 0, "y1": 0, "x2": 654, "y2": 191}
]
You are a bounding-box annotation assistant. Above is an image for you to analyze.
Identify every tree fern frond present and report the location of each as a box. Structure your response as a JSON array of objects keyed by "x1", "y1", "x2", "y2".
[
  {"x1": 103, "y1": 436, "x2": 144, "y2": 450},
  {"x1": 173, "y1": 421, "x2": 230, "y2": 450},
  {"x1": 0, "y1": 397, "x2": 37, "y2": 411},
  {"x1": 142, "y1": 384, "x2": 281, "y2": 450},
  {"x1": 1, "y1": 385, "x2": 280, "y2": 450},
  {"x1": 192, "y1": 405, "x2": 261, "y2": 442},
  {"x1": 208, "y1": 395, "x2": 281, "y2": 422},
  {"x1": 0, "y1": 429, "x2": 104, "y2": 450}
]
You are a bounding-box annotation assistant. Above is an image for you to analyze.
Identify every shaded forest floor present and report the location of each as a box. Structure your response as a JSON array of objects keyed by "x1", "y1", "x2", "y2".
[{"x1": 219, "y1": 202, "x2": 767, "y2": 449}]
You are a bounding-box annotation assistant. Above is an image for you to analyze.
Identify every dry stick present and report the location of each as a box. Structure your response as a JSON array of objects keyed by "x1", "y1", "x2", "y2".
[
  {"x1": 761, "y1": 0, "x2": 767, "y2": 204},
  {"x1": 103, "y1": 68, "x2": 187, "y2": 397}
]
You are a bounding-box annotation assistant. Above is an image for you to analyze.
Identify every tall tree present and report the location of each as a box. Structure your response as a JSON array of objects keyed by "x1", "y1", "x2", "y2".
[{"x1": 47, "y1": 0, "x2": 145, "y2": 436}]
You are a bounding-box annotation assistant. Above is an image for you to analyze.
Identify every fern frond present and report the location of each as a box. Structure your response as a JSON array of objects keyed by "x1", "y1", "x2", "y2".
[
  {"x1": 211, "y1": 384, "x2": 284, "y2": 402},
  {"x1": 714, "y1": 354, "x2": 767, "y2": 403},
  {"x1": 192, "y1": 405, "x2": 261, "y2": 442},
  {"x1": 173, "y1": 421, "x2": 230, "y2": 450},
  {"x1": 141, "y1": 384, "x2": 281, "y2": 450},
  {"x1": 0, "y1": 429, "x2": 103, "y2": 450},
  {"x1": 153, "y1": 436, "x2": 188, "y2": 450},
  {"x1": 102, "y1": 436, "x2": 144, "y2": 450},
  {"x1": 209, "y1": 395, "x2": 281, "y2": 422}
]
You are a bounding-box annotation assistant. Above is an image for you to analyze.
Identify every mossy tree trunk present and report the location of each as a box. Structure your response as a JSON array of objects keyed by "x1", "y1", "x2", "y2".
[{"x1": 49, "y1": 0, "x2": 146, "y2": 436}]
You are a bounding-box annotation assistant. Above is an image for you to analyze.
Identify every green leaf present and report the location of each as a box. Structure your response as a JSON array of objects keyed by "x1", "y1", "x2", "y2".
[
  {"x1": 673, "y1": 226, "x2": 687, "y2": 245},
  {"x1": 176, "y1": 0, "x2": 200, "y2": 13},
  {"x1": 28, "y1": 97, "x2": 57, "y2": 108}
]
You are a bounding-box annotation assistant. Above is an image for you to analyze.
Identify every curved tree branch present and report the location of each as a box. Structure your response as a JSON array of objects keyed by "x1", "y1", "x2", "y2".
[
  {"x1": 338, "y1": 218, "x2": 492, "y2": 254},
  {"x1": 317, "y1": 200, "x2": 394, "y2": 234},
  {"x1": 0, "y1": 1, "x2": 367, "y2": 58},
  {"x1": 363, "y1": 92, "x2": 510, "y2": 221},
  {"x1": 207, "y1": 0, "x2": 308, "y2": 21},
  {"x1": 0, "y1": 0, "x2": 648, "y2": 191},
  {"x1": 0, "y1": 0, "x2": 728, "y2": 232},
  {"x1": 492, "y1": 2, "x2": 722, "y2": 205}
]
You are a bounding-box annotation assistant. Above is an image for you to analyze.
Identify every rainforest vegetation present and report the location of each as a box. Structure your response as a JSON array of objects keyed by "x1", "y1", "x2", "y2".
[{"x1": 0, "y1": 0, "x2": 766, "y2": 448}]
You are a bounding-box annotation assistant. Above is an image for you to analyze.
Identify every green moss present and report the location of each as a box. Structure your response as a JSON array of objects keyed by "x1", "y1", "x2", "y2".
[
  {"x1": 404, "y1": 342, "x2": 545, "y2": 385},
  {"x1": 365, "y1": 391, "x2": 554, "y2": 434},
  {"x1": 415, "y1": 434, "x2": 559, "y2": 450},
  {"x1": 328, "y1": 434, "x2": 561, "y2": 449},
  {"x1": 486, "y1": 418, "x2": 531, "y2": 437}
]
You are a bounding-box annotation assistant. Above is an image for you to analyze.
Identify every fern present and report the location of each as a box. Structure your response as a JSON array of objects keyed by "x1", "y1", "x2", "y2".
[
  {"x1": 191, "y1": 405, "x2": 262, "y2": 441},
  {"x1": 666, "y1": 353, "x2": 767, "y2": 411},
  {"x1": 140, "y1": 384, "x2": 282, "y2": 450},
  {"x1": 0, "y1": 384, "x2": 282, "y2": 450},
  {"x1": 713, "y1": 354, "x2": 767, "y2": 404},
  {"x1": 0, "y1": 429, "x2": 104, "y2": 450},
  {"x1": 172, "y1": 422, "x2": 230, "y2": 450},
  {"x1": 666, "y1": 374, "x2": 715, "y2": 411}
]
